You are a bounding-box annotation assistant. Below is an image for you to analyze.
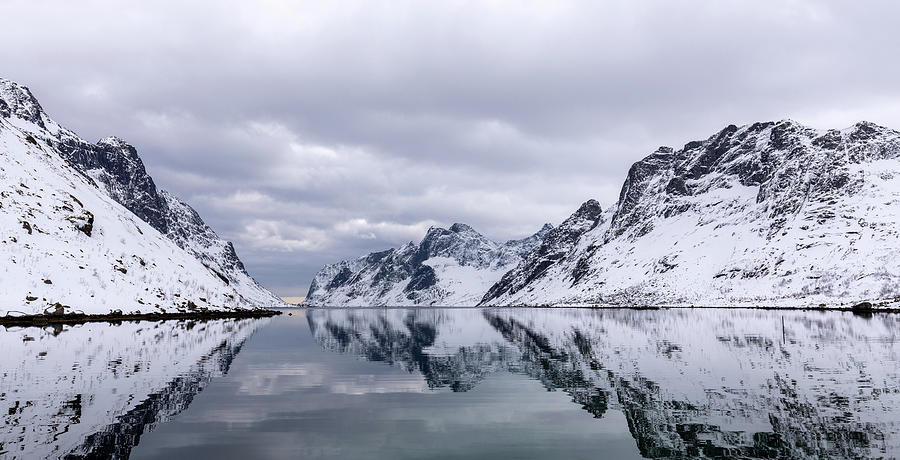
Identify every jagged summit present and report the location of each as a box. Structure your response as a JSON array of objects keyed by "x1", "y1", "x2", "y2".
[
  {"x1": 0, "y1": 79, "x2": 47, "y2": 127},
  {"x1": 305, "y1": 222, "x2": 551, "y2": 306},
  {"x1": 482, "y1": 199, "x2": 602, "y2": 303},
  {"x1": 484, "y1": 119, "x2": 900, "y2": 307},
  {"x1": 448, "y1": 222, "x2": 476, "y2": 233},
  {"x1": 309, "y1": 118, "x2": 900, "y2": 308},
  {"x1": 97, "y1": 136, "x2": 131, "y2": 147}
]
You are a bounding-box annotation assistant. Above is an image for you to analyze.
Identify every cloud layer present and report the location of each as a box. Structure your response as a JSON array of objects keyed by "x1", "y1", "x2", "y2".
[{"x1": 4, "y1": 0, "x2": 900, "y2": 295}]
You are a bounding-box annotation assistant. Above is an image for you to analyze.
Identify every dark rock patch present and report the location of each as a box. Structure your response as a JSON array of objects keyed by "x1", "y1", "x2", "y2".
[{"x1": 405, "y1": 265, "x2": 438, "y2": 292}]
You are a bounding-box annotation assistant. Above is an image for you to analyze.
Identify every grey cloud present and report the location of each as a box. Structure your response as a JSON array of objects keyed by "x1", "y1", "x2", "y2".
[{"x1": 3, "y1": 0, "x2": 900, "y2": 295}]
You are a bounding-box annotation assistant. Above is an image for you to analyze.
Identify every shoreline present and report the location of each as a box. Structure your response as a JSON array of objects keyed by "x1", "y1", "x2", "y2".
[
  {"x1": 301, "y1": 303, "x2": 900, "y2": 313},
  {"x1": 0, "y1": 309, "x2": 282, "y2": 327}
]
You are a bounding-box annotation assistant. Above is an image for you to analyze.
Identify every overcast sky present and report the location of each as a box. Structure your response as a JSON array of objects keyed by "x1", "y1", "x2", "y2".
[{"x1": 3, "y1": 0, "x2": 900, "y2": 296}]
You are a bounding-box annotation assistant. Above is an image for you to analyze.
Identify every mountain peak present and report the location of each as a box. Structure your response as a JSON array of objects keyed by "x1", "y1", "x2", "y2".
[
  {"x1": 449, "y1": 222, "x2": 476, "y2": 233},
  {"x1": 0, "y1": 76, "x2": 284, "y2": 310},
  {"x1": 574, "y1": 199, "x2": 602, "y2": 217},
  {"x1": 422, "y1": 222, "x2": 486, "y2": 243},
  {"x1": 306, "y1": 221, "x2": 552, "y2": 306},
  {"x1": 97, "y1": 136, "x2": 132, "y2": 148},
  {"x1": 845, "y1": 120, "x2": 897, "y2": 139},
  {"x1": 486, "y1": 118, "x2": 900, "y2": 306},
  {"x1": 0, "y1": 78, "x2": 46, "y2": 127},
  {"x1": 775, "y1": 118, "x2": 800, "y2": 126},
  {"x1": 0, "y1": 78, "x2": 34, "y2": 100}
]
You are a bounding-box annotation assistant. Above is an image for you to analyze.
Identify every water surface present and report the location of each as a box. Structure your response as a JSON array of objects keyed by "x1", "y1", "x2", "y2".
[{"x1": 4, "y1": 308, "x2": 900, "y2": 459}]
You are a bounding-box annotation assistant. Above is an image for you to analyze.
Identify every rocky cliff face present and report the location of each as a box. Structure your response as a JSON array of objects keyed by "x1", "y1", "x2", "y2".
[
  {"x1": 484, "y1": 119, "x2": 900, "y2": 307},
  {"x1": 482, "y1": 199, "x2": 604, "y2": 303},
  {"x1": 0, "y1": 78, "x2": 282, "y2": 313},
  {"x1": 305, "y1": 222, "x2": 552, "y2": 306},
  {"x1": 55, "y1": 133, "x2": 254, "y2": 279},
  {"x1": 310, "y1": 118, "x2": 900, "y2": 308}
]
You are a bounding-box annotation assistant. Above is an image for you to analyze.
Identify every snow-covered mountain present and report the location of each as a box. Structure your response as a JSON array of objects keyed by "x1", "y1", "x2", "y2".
[
  {"x1": 483, "y1": 199, "x2": 604, "y2": 303},
  {"x1": 0, "y1": 78, "x2": 282, "y2": 314},
  {"x1": 484, "y1": 120, "x2": 900, "y2": 308},
  {"x1": 305, "y1": 223, "x2": 552, "y2": 306},
  {"x1": 310, "y1": 119, "x2": 900, "y2": 308}
]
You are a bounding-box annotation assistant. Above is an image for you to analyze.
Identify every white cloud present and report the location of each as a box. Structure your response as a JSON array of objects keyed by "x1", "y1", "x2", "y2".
[
  {"x1": 333, "y1": 218, "x2": 439, "y2": 244},
  {"x1": 239, "y1": 220, "x2": 329, "y2": 252},
  {"x1": 4, "y1": 0, "x2": 900, "y2": 295}
]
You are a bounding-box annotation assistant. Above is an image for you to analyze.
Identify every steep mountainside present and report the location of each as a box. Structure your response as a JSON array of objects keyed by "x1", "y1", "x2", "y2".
[
  {"x1": 484, "y1": 120, "x2": 900, "y2": 307},
  {"x1": 0, "y1": 78, "x2": 282, "y2": 310},
  {"x1": 305, "y1": 223, "x2": 552, "y2": 306},
  {"x1": 483, "y1": 199, "x2": 604, "y2": 302}
]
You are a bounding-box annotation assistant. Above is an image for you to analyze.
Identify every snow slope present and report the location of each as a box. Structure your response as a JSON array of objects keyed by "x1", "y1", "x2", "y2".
[
  {"x1": 484, "y1": 120, "x2": 900, "y2": 308},
  {"x1": 0, "y1": 78, "x2": 283, "y2": 310},
  {"x1": 0, "y1": 79, "x2": 280, "y2": 314},
  {"x1": 310, "y1": 119, "x2": 900, "y2": 308},
  {"x1": 305, "y1": 223, "x2": 552, "y2": 306}
]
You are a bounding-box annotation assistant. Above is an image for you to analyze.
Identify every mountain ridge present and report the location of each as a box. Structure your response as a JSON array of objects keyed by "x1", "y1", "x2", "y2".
[
  {"x1": 0, "y1": 78, "x2": 283, "y2": 314},
  {"x1": 309, "y1": 118, "x2": 900, "y2": 309},
  {"x1": 483, "y1": 119, "x2": 900, "y2": 307},
  {"x1": 305, "y1": 222, "x2": 552, "y2": 306}
]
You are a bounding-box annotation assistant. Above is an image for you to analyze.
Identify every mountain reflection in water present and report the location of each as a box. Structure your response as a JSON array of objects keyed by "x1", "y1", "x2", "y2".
[
  {"x1": 4, "y1": 308, "x2": 900, "y2": 460},
  {"x1": 308, "y1": 308, "x2": 900, "y2": 459},
  {"x1": 0, "y1": 317, "x2": 268, "y2": 459}
]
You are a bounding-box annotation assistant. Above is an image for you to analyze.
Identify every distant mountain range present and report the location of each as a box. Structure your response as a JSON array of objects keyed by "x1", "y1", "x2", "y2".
[
  {"x1": 308, "y1": 120, "x2": 900, "y2": 308},
  {"x1": 0, "y1": 78, "x2": 283, "y2": 315},
  {"x1": 305, "y1": 222, "x2": 552, "y2": 306}
]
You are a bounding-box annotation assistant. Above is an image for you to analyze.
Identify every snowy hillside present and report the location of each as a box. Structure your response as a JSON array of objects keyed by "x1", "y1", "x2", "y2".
[
  {"x1": 67, "y1": 134, "x2": 282, "y2": 307},
  {"x1": 0, "y1": 78, "x2": 281, "y2": 315},
  {"x1": 484, "y1": 120, "x2": 900, "y2": 308},
  {"x1": 305, "y1": 223, "x2": 552, "y2": 306},
  {"x1": 484, "y1": 199, "x2": 604, "y2": 302},
  {"x1": 309, "y1": 118, "x2": 900, "y2": 308}
]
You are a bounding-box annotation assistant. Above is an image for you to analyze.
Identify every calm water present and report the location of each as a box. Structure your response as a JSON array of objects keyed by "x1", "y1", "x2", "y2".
[{"x1": 4, "y1": 308, "x2": 900, "y2": 459}]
